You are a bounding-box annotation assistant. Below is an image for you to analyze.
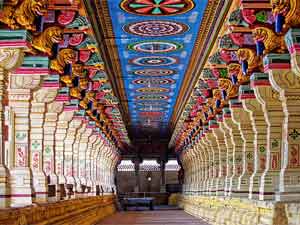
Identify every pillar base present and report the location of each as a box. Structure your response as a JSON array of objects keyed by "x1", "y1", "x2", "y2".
[
  {"x1": 0, "y1": 165, "x2": 10, "y2": 208},
  {"x1": 259, "y1": 172, "x2": 279, "y2": 201},
  {"x1": 224, "y1": 176, "x2": 231, "y2": 196},
  {"x1": 66, "y1": 176, "x2": 76, "y2": 199},
  {"x1": 74, "y1": 177, "x2": 83, "y2": 198},
  {"x1": 88, "y1": 181, "x2": 96, "y2": 197},
  {"x1": 249, "y1": 173, "x2": 262, "y2": 200},
  {"x1": 230, "y1": 176, "x2": 240, "y2": 197},
  {"x1": 32, "y1": 171, "x2": 48, "y2": 203},
  {"x1": 231, "y1": 175, "x2": 251, "y2": 198},
  {"x1": 10, "y1": 167, "x2": 33, "y2": 207},
  {"x1": 208, "y1": 178, "x2": 217, "y2": 195},
  {"x1": 47, "y1": 173, "x2": 58, "y2": 202},
  {"x1": 56, "y1": 183, "x2": 67, "y2": 200}
]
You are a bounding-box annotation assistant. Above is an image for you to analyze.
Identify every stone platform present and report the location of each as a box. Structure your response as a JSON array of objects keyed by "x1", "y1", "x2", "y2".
[
  {"x1": 0, "y1": 196, "x2": 116, "y2": 225},
  {"x1": 180, "y1": 195, "x2": 300, "y2": 225}
]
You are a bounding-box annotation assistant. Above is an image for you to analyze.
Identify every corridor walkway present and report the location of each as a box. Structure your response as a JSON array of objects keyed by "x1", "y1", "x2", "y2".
[{"x1": 97, "y1": 210, "x2": 210, "y2": 225}]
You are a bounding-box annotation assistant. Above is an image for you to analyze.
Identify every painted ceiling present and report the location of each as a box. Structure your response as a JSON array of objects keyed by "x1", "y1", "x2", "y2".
[{"x1": 107, "y1": 0, "x2": 208, "y2": 138}]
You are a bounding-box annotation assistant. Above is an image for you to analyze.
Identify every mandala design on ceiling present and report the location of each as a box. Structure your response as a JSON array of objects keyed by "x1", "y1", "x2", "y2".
[
  {"x1": 130, "y1": 56, "x2": 178, "y2": 66},
  {"x1": 132, "y1": 69, "x2": 177, "y2": 76},
  {"x1": 139, "y1": 111, "x2": 164, "y2": 117},
  {"x1": 138, "y1": 106, "x2": 165, "y2": 111},
  {"x1": 132, "y1": 78, "x2": 175, "y2": 85},
  {"x1": 128, "y1": 41, "x2": 183, "y2": 54},
  {"x1": 136, "y1": 94, "x2": 169, "y2": 101},
  {"x1": 137, "y1": 101, "x2": 169, "y2": 107},
  {"x1": 124, "y1": 20, "x2": 189, "y2": 37},
  {"x1": 136, "y1": 87, "x2": 169, "y2": 93},
  {"x1": 120, "y1": 0, "x2": 195, "y2": 16}
]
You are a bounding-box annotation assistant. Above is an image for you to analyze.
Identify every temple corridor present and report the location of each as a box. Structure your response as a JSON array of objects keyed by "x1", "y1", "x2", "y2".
[{"x1": 0, "y1": 0, "x2": 300, "y2": 224}]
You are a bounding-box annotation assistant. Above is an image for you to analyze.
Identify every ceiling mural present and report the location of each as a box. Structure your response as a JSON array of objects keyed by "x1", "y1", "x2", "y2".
[{"x1": 107, "y1": 0, "x2": 208, "y2": 136}]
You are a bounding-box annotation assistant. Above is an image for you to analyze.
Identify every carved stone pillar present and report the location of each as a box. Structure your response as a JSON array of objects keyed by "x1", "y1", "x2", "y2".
[
  {"x1": 195, "y1": 143, "x2": 206, "y2": 194},
  {"x1": 190, "y1": 149, "x2": 195, "y2": 194},
  {"x1": 219, "y1": 116, "x2": 234, "y2": 196},
  {"x1": 212, "y1": 116, "x2": 227, "y2": 196},
  {"x1": 0, "y1": 48, "x2": 24, "y2": 208},
  {"x1": 98, "y1": 141, "x2": 107, "y2": 190},
  {"x1": 199, "y1": 132, "x2": 210, "y2": 194},
  {"x1": 55, "y1": 110, "x2": 74, "y2": 200},
  {"x1": 186, "y1": 150, "x2": 192, "y2": 193},
  {"x1": 103, "y1": 148, "x2": 112, "y2": 195},
  {"x1": 187, "y1": 150, "x2": 193, "y2": 193},
  {"x1": 193, "y1": 148, "x2": 199, "y2": 194},
  {"x1": 240, "y1": 85, "x2": 268, "y2": 200},
  {"x1": 95, "y1": 144, "x2": 101, "y2": 194},
  {"x1": 78, "y1": 126, "x2": 93, "y2": 194},
  {"x1": 88, "y1": 134, "x2": 101, "y2": 196},
  {"x1": 43, "y1": 101, "x2": 63, "y2": 201},
  {"x1": 86, "y1": 133, "x2": 98, "y2": 196},
  {"x1": 8, "y1": 58, "x2": 46, "y2": 207},
  {"x1": 230, "y1": 100, "x2": 255, "y2": 197},
  {"x1": 92, "y1": 138, "x2": 103, "y2": 195},
  {"x1": 111, "y1": 153, "x2": 119, "y2": 194},
  {"x1": 64, "y1": 119, "x2": 82, "y2": 199},
  {"x1": 73, "y1": 122, "x2": 87, "y2": 196},
  {"x1": 251, "y1": 72, "x2": 283, "y2": 200},
  {"x1": 181, "y1": 153, "x2": 187, "y2": 193},
  {"x1": 183, "y1": 150, "x2": 189, "y2": 193},
  {"x1": 223, "y1": 107, "x2": 244, "y2": 197},
  {"x1": 108, "y1": 150, "x2": 117, "y2": 193},
  {"x1": 183, "y1": 151, "x2": 191, "y2": 193},
  {"x1": 204, "y1": 129, "x2": 219, "y2": 195},
  {"x1": 265, "y1": 53, "x2": 300, "y2": 201},
  {"x1": 99, "y1": 147, "x2": 106, "y2": 192},
  {"x1": 30, "y1": 87, "x2": 57, "y2": 203},
  {"x1": 195, "y1": 146, "x2": 202, "y2": 193}
]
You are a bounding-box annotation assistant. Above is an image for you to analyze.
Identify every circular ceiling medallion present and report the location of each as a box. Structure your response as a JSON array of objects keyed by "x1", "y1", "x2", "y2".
[
  {"x1": 138, "y1": 106, "x2": 166, "y2": 111},
  {"x1": 124, "y1": 20, "x2": 189, "y2": 37},
  {"x1": 128, "y1": 41, "x2": 183, "y2": 54},
  {"x1": 132, "y1": 69, "x2": 177, "y2": 76},
  {"x1": 132, "y1": 78, "x2": 175, "y2": 85},
  {"x1": 137, "y1": 101, "x2": 169, "y2": 107},
  {"x1": 120, "y1": 0, "x2": 195, "y2": 16},
  {"x1": 139, "y1": 111, "x2": 164, "y2": 118},
  {"x1": 136, "y1": 94, "x2": 169, "y2": 101},
  {"x1": 130, "y1": 56, "x2": 178, "y2": 66},
  {"x1": 136, "y1": 87, "x2": 169, "y2": 93}
]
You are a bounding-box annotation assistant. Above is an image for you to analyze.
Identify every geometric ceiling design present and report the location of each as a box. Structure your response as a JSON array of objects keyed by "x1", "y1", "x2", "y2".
[{"x1": 107, "y1": 0, "x2": 208, "y2": 137}]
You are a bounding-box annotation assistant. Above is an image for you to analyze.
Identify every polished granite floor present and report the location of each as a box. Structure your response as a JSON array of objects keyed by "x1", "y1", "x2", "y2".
[{"x1": 96, "y1": 210, "x2": 210, "y2": 225}]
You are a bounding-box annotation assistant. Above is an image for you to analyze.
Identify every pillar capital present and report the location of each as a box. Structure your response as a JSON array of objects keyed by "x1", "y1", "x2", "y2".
[
  {"x1": 0, "y1": 48, "x2": 24, "y2": 72},
  {"x1": 0, "y1": 29, "x2": 31, "y2": 72}
]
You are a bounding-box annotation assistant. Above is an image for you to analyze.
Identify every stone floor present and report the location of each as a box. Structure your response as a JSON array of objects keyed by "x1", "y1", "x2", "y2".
[{"x1": 96, "y1": 210, "x2": 210, "y2": 225}]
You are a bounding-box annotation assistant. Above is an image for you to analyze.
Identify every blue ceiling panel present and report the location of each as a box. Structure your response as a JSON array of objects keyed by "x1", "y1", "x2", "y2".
[{"x1": 107, "y1": 0, "x2": 208, "y2": 134}]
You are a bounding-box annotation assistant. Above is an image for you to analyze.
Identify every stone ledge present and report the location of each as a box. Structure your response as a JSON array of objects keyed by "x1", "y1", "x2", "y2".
[
  {"x1": 179, "y1": 195, "x2": 300, "y2": 225},
  {"x1": 0, "y1": 195, "x2": 116, "y2": 225}
]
